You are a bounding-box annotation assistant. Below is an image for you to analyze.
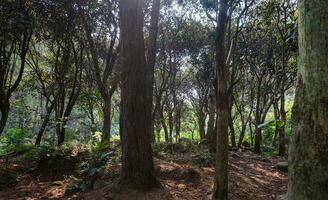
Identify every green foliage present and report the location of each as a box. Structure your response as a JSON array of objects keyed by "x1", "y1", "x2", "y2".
[
  {"x1": 72, "y1": 151, "x2": 116, "y2": 191},
  {"x1": 0, "y1": 128, "x2": 33, "y2": 155},
  {"x1": 190, "y1": 150, "x2": 214, "y2": 167}
]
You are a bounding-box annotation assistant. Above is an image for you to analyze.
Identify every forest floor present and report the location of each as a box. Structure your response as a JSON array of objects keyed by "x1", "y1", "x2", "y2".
[{"x1": 0, "y1": 146, "x2": 287, "y2": 200}]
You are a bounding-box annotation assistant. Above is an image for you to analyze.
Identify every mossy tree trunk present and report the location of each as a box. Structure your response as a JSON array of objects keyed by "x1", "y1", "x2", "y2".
[{"x1": 288, "y1": 0, "x2": 328, "y2": 199}]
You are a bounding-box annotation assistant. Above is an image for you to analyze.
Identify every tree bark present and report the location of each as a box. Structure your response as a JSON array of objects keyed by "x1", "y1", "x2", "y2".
[
  {"x1": 0, "y1": 105, "x2": 9, "y2": 135},
  {"x1": 288, "y1": 1, "x2": 328, "y2": 199},
  {"x1": 198, "y1": 112, "x2": 206, "y2": 140},
  {"x1": 35, "y1": 101, "x2": 55, "y2": 146},
  {"x1": 101, "y1": 97, "x2": 112, "y2": 143},
  {"x1": 147, "y1": 0, "x2": 161, "y2": 143},
  {"x1": 207, "y1": 95, "x2": 216, "y2": 152},
  {"x1": 229, "y1": 112, "x2": 236, "y2": 147},
  {"x1": 119, "y1": 0, "x2": 158, "y2": 188},
  {"x1": 212, "y1": 0, "x2": 229, "y2": 199},
  {"x1": 278, "y1": 96, "x2": 286, "y2": 156}
]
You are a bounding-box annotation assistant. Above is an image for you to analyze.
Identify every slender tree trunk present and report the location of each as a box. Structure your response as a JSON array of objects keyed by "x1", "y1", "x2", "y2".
[
  {"x1": 237, "y1": 123, "x2": 246, "y2": 148},
  {"x1": 175, "y1": 109, "x2": 181, "y2": 142},
  {"x1": 229, "y1": 112, "x2": 236, "y2": 147},
  {"x1": 271, "y1": 101, "x2": 279, "y2": 147},
  {"x1": 288, "y1": 1, "x2": 328, "y2": 199},
  {"x1": 168, "y1": 111, "x2": 173, "y2": 143},
  {"x1": 147, "y1": 0, "x2": 161, "y2": 143},
  {"x1": 159, "y1": 109, "x2": 169, "y2": 142},
  {"x1": 249, "y1": 121, "x2": 254, "y2": 146},
  {"x1": 101, "y1": 96, "x2": 112, "y2": 143},
  {"x1": 35, "y1": 102, "x2": 55, "y2": 146},
  {"x1": 278, "y1": 95, "x2": 286, "y2": 156},
  {"x1": 213, "y1": 0, "x2": 229, "y2": 199},
  {"x1": 119, "y1": 0, "x2": 158, "y2": 188}
]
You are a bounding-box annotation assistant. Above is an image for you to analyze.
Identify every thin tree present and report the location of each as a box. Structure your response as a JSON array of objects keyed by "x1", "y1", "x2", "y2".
[{"x1": 213, "y1": 0, "x2": 229, "y2": 199}]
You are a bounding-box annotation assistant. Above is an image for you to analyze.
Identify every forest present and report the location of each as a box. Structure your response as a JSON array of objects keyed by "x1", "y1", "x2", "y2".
[{"x1": 0, "y1": 0, "x2": 327, "y2": 199}]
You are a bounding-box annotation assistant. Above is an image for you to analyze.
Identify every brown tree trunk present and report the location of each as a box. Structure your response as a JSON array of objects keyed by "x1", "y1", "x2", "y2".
[
  {"x1": 0, "y1": 105, "x2": 9, "y2": 135},
  {"x1": 237, "y1": 123, "x2": 246, "y2": 148},
  {"x1": 35, "y1": 102, "x2": 55, "y2": 146},
  {"x1": 147, "y1": 0, "x2": 161, "y2": 143},
  {"x1": 57, "y1": 127, "x2": 66, "y2": 146},
  {"x1": 229, "y1": 112, "x2": 236, "y2": 147},
  {"x1": 212, "y1": 0, "x2": 229, "y2": 199},
  {"x1": 101, "y1": 97, "x2": 112, "y2": 143},
  {"x1": 278, "y1": 95, "x2": 286, "y2": 156},
  {"x1": 288, "y1": 1, "x2": 328, "y2": 199},
  {"x1": 119, "y1": 0, "x2": 158, "y2": 188},
  {"x1": 254, "y1": 126, "x2": 262, "y2": 154},
  {"x1": 271, "y1": 101, "x2": 279, "y2": 148},
  {"x1": 198, "y1": 113, "x2": 206, "y2": 140}
]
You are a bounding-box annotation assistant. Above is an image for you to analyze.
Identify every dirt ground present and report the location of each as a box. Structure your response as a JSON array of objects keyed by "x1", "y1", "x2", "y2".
[{"x1": 0, "y1": 150, "x2": 287, "y2": 200}]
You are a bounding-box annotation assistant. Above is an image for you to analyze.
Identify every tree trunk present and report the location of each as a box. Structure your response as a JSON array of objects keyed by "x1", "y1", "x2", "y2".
[
  {"x1": 147, "y1": 0, "x2": 161, "y2": 143},
  {"x1": 212, "y1": 0, "x2": 229, "y2": 199},
  {"x1": 237, "y1": 123, "x2": 246, "y2": 148},
  {"x1": 254, "y1": 126, "x2": 262, "y2": 154},
  {"x1": 198, "y1": 113, "x2": 206, "y2": 140},
  {"x1": 254, "y1": 110, "x2": 262, "y2": 153},
  {"x1": 35, "y1": 102, "x2": 55, "y2": 146},
  {"x1": 288, "y1": 1, "x2": 328, "y2": 199},
  {"x1": 271, "y1": 101, "x2": 279, "y2": 147},
  {"x1": 101, "y1": 97, "x2": 112, "y2": 143},
  {"x1": 278, "y1": 95, "x2": 286, "y2": 156},
  {"x1": 57, "y1": 125, "x2": 66, "y2": 146},
  {"x1": 229, "y1": 112, "x2": 236, "y2": 147},
  {"x1": 119, "y1": 0, "x2": 158, "y2": 188},
  {"x1": 0, "y1": 106, "x2": 9, "y2": 135}
]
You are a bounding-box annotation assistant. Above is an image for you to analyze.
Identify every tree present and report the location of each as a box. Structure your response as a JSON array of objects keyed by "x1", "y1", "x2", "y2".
[
  {"x1": 119, "y1": 0, "x2": 158, "y2": 188},
  {"x1": 288, "y1": 0, "x2": 328, "y2": 199},
  {"x1": 0, "y1": 1, "x2": 32, "y2": 135},
  {"x1": 80, "y1": 0, "x2": 119, "y2": 143},
  {"x1": 213, "y1": 0, "x2": 229, "y2": 199}
]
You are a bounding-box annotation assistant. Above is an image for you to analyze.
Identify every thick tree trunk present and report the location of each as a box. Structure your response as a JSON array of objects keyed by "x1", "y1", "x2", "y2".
[
  {"x1": 212, "y1": 0, "x2": 229, "y2": 199},
  {"x1": 207, "y1": 107, "x2": 216, "y2": 152},
  {"x1": 198, "y1": 113, "x2": 206, "y2": 140},
  {"x1": 57, "y1": 125, "x2": 66, "y2": 146},
  {"x1": 101, "y1": 97, "x2": 112, "y2": 143},
  {"x1": 288, "y1": 1, "x2": 328, "y2": 199},
  {"x1": 0, "y1": 106, "x2": 9, "y2": 135},
  {"x1": 35, "y1": 102, "x2": 55, "y2": 146},
  {"x1": 119, "y1": 0, "x2": 158, "y2": 188},
  {"x1": 254, "y1": 126, "x2": 262, "y2": 154}
]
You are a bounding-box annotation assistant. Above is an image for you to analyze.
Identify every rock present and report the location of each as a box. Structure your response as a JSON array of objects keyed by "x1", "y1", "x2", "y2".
[{"x1": 276, "y1": 162, "x2": 288, "y2": 172}]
